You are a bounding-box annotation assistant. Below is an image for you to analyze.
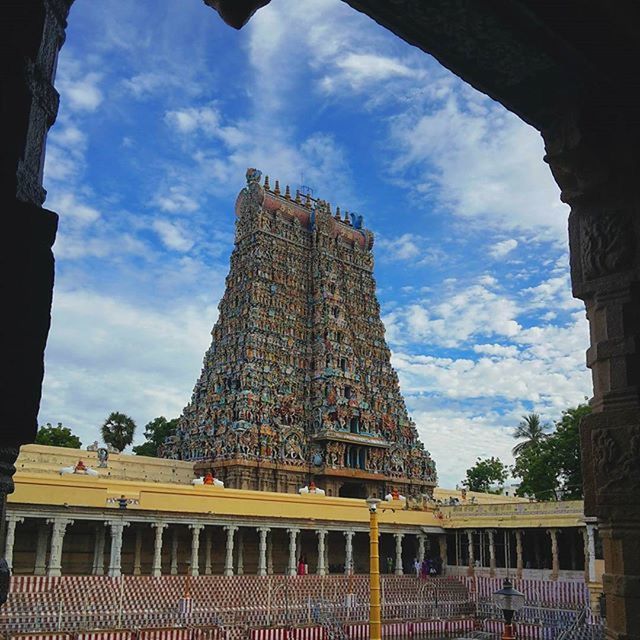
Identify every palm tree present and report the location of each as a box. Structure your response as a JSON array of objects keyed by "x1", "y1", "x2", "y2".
[
  {"x1": 101, "y1": 411, "x2": 136, "y2": 452},
  {"x1": 512, "y1": 413, "x2": 549, "y2": 456}
]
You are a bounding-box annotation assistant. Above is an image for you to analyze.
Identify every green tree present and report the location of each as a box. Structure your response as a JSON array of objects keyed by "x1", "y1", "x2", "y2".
[
  {"x1": 462, "y1": 456, "x2": 509, "y2": 493},
  {"x1": 512, "y1": 403, "x2": 591, "y2": 500},
  {"x1": 101, "y1": 412, "x2": 136, "y2": 452},
  {"x1": 512, "y1": 440, "x2": 558, "y2": 500},
  {"x1": 132, "y1": 416, "x2": 178, "y2": 457},
  {"x1": 553, "y1": 403, "x2": 591, "y2": 500},
  {"x1": 512, "y1": 413, "x2": 550, "y2": 456},
  {"x1": 35, "y1": 422, "x2": 82, "y2": 449}
]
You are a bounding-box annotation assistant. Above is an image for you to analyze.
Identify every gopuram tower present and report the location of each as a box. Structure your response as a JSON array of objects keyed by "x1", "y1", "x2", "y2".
[{"x1": 163, "y1": 169, "x2": 437, "y2": 499}]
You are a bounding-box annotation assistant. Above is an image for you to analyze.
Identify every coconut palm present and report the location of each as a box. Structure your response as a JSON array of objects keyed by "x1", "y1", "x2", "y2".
[
  {"x1": 512, "y1": 413, "x2": 549, "y2": 456},
  {"x1": 101, "y1": 411, "x2": 136, "y2": 452}
]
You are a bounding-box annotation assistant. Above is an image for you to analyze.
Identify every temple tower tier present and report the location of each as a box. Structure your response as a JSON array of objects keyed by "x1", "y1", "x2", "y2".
[{"x1": 162, "y1": 168, "x2": 437, "y2": 498}]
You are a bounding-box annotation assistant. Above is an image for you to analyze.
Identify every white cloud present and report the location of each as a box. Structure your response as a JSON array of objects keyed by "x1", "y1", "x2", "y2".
[
  {"x1": 377, "y1": 234, "x2": 421, "y2": 261},
  {"x1": 47, "y1": 191, "x2": 100, "y2": 225},
  {"x1": 490, "y1": 238, "x2": 518, "y2": 259},
  {"x1": 40, "y1": 289, "x2": 218, "y2": 447},
  {"x1": 152, "y1": 219, "x2": 194, "y2": 252},
  {"x1": 155, "y1": 188, "x2": 199, "y2": 214},
  {"x1": 58, "y1": 70, "x2": 103, "y2": 112}
]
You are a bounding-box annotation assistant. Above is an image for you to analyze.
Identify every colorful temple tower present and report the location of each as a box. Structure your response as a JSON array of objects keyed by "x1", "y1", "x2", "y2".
[{"x1": 163, "y1": 168, "x2": 437, "y2": 498}]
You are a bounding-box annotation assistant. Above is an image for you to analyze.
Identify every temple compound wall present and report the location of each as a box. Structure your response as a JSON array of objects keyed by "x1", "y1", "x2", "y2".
[
  {"x1": 162, "y1": 169, "x2": 436, "y2": 499},
  {"x1": 4, "y1": 446, "x2": 603, "y2": 602}
]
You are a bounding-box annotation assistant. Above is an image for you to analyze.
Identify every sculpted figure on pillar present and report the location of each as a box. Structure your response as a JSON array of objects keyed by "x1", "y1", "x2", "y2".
[{"x1": 163, "y1": 169, "x2": 437, "y2": 498}]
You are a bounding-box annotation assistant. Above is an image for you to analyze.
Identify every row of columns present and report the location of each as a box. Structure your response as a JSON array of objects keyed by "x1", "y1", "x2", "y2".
[
  {"x1": 458, "y1": 526, "x2": 598, "y2": 581},
  {"x1": 5, "y1": 516, "x2": 424, "y2": 578}
]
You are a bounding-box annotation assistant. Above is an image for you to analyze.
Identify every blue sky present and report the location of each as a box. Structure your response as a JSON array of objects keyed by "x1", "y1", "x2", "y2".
[{"x1": 41, "y1": 0, "x2": 591, "y2": 488}]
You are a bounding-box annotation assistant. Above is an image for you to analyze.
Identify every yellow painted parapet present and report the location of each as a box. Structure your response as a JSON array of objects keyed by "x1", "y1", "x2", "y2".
[
  {"x1": 438, "y1": 500, "x2": 585, "y2": 529},
  {"x1": 9, "y1": 472, "x2": 439, "y2": 528}
]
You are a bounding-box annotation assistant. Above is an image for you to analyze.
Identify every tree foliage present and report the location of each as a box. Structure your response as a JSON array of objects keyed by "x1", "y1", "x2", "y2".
[
  {"x1": 35, "y1": 423, "x2": 82, "y2": 449},
  {"x1": 512, "y1": 413, "x2": 550, "y2": 456},
  {"x1": 462, "y1": 456, "x2": 509, "y2": 493},
  {"x1": 512, "y1": 403, "x2": 591, "y2": 500},
  {"x1": 101, "y1": 412, "x2": 136, "y2": 452},
  {"x1": 132, "y1": 416, "x2": 178, "y2": 457}
]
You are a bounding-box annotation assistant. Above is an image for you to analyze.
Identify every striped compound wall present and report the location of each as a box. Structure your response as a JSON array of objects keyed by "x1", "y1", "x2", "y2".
[{"x1": 0, "y1": 574, "x2": 597, "y2": 639}]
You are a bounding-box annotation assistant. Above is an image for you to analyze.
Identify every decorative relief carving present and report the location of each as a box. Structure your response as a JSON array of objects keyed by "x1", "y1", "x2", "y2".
[
  {"x1": 592, "y1": 426, "x2": 640, "y2": 493},
  {"x1": 581, "y1": 214, "x2": 634, "y2": 279}
]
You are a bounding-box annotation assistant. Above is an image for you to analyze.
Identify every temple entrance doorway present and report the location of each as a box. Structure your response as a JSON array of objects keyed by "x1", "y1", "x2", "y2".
[{"x1": 339, "y1": 482, "x2": 367, "y2": 499}]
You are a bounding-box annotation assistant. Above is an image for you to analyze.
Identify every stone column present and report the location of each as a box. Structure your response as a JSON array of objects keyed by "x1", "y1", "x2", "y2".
[
  {"x1": 151, "y1": 522, "x2": 167, "y2": 577},
  {"x1": 267, "y1": 532, "x2": 274, "y2": 575},
  {"x1": 287, "y1": 528, "x2": 299, "y2": 576},
  {"x1": 189, "y1": 524, "x2": 203, "y2": 576},
  {"x1": 543, "y1": 111, "x2": 640, "y2": 640},
  {"x1": 34, "y1": 522, "x2": 49, "y2": 576},
  {"x1": 547, "y1": 528, "x2": 559, "y2": 580},
  {"x1": 417, "y1": 534, "x2": 426, "y2": 564},
  {"x1": 257, "y1": 527, "x2": 270, "y2": 576},
  {"x1": 236, "y1": 528, "x2": 244, "y2": 575},
  {"x1": 585, "y1": 524, "x2": 597, "y2": 583},
  {"x1": 170, "y1": 527, "x2": 179, "y2": 575},
  {"x1": 107, "y1": 520, "x2": 129, "y2": 577},
  {"x1": 92, "y1": 523, "x2": 106, "y2": 576},
  {"x1": 46, "y1": 518, "x2": 73, "y2": 577},
  {"x1": 204, "y1": 528, "x2": 213, "y2": 575},
  {"x1": 344, "y1": 530, "x2": 355, "y2": 574},
  {"x1": 394, "y1": 533, "x2": 404, "y2": 575},
  {"x1": 224, "y1": 525, "x2": 237, "y2": 576},
  {"x1": 133, "y1": 528, "x2": 142, "y2": 576},
  {"x1": 438, "y1": 534, "x2": 447, "y2": 573},
  {"x1": 515, "y1": 530, "x2": 524, "y2": 579},
  {"x1": 488, "y1": 530, "x2": 496, "y2": 577},
  {"x1": 4, "y1": 515, "x2": 23, "y2": 572},
  {"x1": 316, "y1": 529, "x2": 327, "y2": 575},
  {"x1": 466, "y1": 529, "x2": 475, "y2": 576}
]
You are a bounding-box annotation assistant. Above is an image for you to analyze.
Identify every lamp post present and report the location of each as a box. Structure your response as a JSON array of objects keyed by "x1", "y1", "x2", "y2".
[
  {"x1": 493, "y1": 578, "x2": 525, "y2": 640},
  {"x1": 366, "y1": 497, "x2": 382, "y2": 640}
]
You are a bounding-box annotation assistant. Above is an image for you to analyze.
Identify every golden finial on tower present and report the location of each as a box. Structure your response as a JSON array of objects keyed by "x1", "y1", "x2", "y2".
[
  {"x1": 305, "y1": 193, "x2": 311, "y2": 208},
  {"x1": 327, "y1": 202, "x2": 332, "y2": 215},
  {"x1": 284, "y1": 185, "x2": 291, "y2": 200},
  {"x1": 335, "y1": 206, "x2": 341, "y2": 220},
  {"x1": 295, "y1": 190, "x2": 301, "y2": 204},
  {"x1": 344, "y1": 209, "x2": 351, "y2": 225},
  {"x1": 263, "y1": 175, "x2": 270, "y2": 190},
  {"x1": 274, "y1": 180, "x2": 281, "y2": 196}
]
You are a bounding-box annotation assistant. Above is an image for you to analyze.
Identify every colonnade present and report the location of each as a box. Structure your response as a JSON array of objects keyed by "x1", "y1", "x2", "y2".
[
  {"x1": 4, "y1": 513, "x2": 433, "y2": 578},
  {"x1": 448, "y1": 525, "x2": 599, "y2": 581}
]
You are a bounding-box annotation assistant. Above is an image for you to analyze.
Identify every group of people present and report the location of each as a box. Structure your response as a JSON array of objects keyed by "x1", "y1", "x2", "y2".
[{"x1": 413, "y1": 556, "x2": 442, "y2": 578}]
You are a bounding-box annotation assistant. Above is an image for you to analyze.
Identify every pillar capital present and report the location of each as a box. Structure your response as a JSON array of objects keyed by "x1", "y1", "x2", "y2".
[
  {"x1": 287, "y1": 527, "x2": 300, "y2": 535},
  {"x1": 6, "y1": 514, "x2": 24, "y2": 525},
  {"x1": 152, "y1": 521, "x2": 168, "y2": 530},
  {"x1": 189, "y1": 523, "x2": 205, "y2": 531},
  {"x1": 316, "y1": 528, "x2": 328, "y2": 538},
  {"x1": 106, "y1": 520, "x2": 130, "y2": 529},
  {"x1": 224, "y1": 524, "x2": 238, "y2": 533},
  {"x1": 256, "y1": 526, "x2": 271, "y2": 534},
  {"x1": 344, "y1": 529, "x2": 356, "y2": 539},
  {"x1": 47, "y1": 517, "x2": 73, "y2": 528}
]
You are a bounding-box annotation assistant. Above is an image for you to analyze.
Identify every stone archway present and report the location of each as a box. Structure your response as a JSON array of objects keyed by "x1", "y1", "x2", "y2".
[{"x1": 3, "y1": 3, "x2": 640, "y2": 638}]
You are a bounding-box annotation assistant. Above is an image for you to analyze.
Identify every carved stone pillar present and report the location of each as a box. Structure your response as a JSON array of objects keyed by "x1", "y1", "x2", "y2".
[
  {"x1": 287, "y1": 528, "x2": 299, "y2": 576},
  {"x1": 224, "y1": 525, "x2": 237, "y2": 576},
  {"x1": 543, "y1": 108, "x2": 640, "y2": 640},
  {"x1": 189, "y1": 524, "x2": 203, "y2": 576},
  {"x1": 438, "y1": 534, "x2": 447, "y2": 573},
  {"x1": 4, "y1": 515, "x2": 23, "y2": 572},
  {"x1": 91, "y1": 523, "x2": 105, "y2": 576},
  {"x1": 107, "y1": 520, "x2": 129, "y2": 577},
  {"x1": 394, "y1": 533, "x2": 404, "y2": 575},
  {"x1": 466, "y1": 530, "x2": 475, "y2": 576},
  {"x1": 487, "y1": 530, "x2": 496, "y2": 577},
  {"x1": 585, "y1": 523, "x2": 597, "y2": 583},
  {"x1": 267, "y1": 532, "x2": 274, "y2": 575},
  {"x1": 1, "y1": 0, "x2": 72, "y2": 605},
  {"x1": 151, "y1": 522, "x2": 167, "y2": 577},
  {"x1": 133, "y1": 528, "x2": 142, "y2": 576},
  {"x1": 515, "y1": 530, "x2": 524, "y2": 579},
  {"x1": 170, "y1": 527, "x2": 179, "y2": 575},
  {"x1": 417, "y1": 534, "x2": 426, "y2": 564},
  {"x1": 236, "y1": 528, "x2": 244, "y2": 575},
  {"x1": 344, "y1": 530, "x2": 355, "y2": 574},
  {"x1": 47, "y1": 518, "x2": 72, "y2": 577},
  {"x1": 204, "y1": 528, "x2": 212, "y2": 575},
  {"x1": 257, "y1": 527, "x2": 269, "y2": 576},
  {"x1": 34, "y1": 522, "x2": 49, "y2": 576},
  {"x1": 316, "y1": 529, "x2": 327, "y2": 575},
  {"x1": 547, "y1": 528, "x2": 559, "y2": 580}
]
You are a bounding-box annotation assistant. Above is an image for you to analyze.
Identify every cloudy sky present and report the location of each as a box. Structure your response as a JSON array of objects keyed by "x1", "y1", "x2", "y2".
[{"x1": 41, "y1": 0, "x2": 591, "y2": 488}]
